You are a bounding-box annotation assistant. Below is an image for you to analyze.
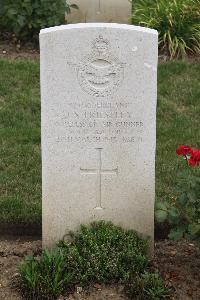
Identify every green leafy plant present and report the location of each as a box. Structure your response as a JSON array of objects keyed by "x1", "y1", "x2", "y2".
[
  {"x1": 19, "y1": 248, "x2": 74, "y2": 299},
  {"x1": 131, "y1": 0, "x2": 200, "y2": 58},
  {"x1": 0, "y1": 0, "x2": 78, "y2": 41},
  {"x1": 19, "y1": 221, "x2": 167, "y2": 299},
  {"x1": 58, "y1": 221, "x2": 149, "y2": 284},
  {"x1": 156, "y1": 145, "x2": 200, "y2": 245},
  {"x1": 156, "y1": 171, "x2": 200, "y2": 244},
  {"x1": 126, "y1": 271, "x2": 171, "y2": 299}
]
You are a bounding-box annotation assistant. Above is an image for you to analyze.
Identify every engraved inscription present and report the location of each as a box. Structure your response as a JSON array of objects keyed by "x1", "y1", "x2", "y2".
[
  {"x1": 80, "y1": 148, "x2": 118, "y2": 209},
  {"x1": 78, "y1": 36, "x2": 124, "y2": 97},
  {"x1": 51, "y1": 100, "x2": 144, "y2": 145}
]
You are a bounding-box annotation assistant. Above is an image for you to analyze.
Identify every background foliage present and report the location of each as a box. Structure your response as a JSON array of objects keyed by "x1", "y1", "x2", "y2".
[
  {"x1": 0, "y1": 0, "x2": 77, "y2": 41},
  {"x1": 132, "y1": 0, "x2": 200, "y2": 58}
]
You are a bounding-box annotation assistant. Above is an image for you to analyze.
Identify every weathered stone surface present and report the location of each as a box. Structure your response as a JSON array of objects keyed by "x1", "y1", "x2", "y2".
[
  {"x1": 40, "y1": 23, "x2": 158, "y2": 250},
  {"x1": 67, "y1": 0, "x2": 131, "y2": 24}
]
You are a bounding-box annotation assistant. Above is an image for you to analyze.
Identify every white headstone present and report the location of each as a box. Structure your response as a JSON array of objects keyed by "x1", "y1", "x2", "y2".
[
  {"x1": 67, "y1": 0, "x2": 131, "y2": 23},
  {"x1": 40, "y1": 24, "x2": 158, "y2": 250}
]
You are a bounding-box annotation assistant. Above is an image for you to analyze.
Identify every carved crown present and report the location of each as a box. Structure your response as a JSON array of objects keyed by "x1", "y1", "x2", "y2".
[{"x1": 93, "y1": 35, "x2": 109, "y2": 52}]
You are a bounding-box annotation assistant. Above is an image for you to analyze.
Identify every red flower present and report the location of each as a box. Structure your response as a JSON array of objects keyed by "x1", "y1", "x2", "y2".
[
  {"x1": 189, "y1": 149, "x2": 200, "y2": 167},
  {"x1": 176, "y1": 145, "x2": 192, "y2": 156}
]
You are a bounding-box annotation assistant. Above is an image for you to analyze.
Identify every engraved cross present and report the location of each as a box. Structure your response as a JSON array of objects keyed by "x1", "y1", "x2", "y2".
[{"x1": 80, "y1": 148, "x2": 118, "y2": 209}]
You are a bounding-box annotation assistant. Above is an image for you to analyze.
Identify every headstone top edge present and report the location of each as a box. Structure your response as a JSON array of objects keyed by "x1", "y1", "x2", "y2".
[{"x1": 39, "y1": 23, "x2": 158, "y2": 36}]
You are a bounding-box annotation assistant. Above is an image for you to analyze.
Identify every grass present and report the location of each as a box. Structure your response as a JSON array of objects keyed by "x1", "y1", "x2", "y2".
[
  {"x1": 0, "y1": 59, "x2": 41, "y2": 230},
  {"x1": 156, "y1": 61, "x2": 200, "y2": 199},
  {"x1": 0, "y1": 58, "x2": 199, "y2": 230}
]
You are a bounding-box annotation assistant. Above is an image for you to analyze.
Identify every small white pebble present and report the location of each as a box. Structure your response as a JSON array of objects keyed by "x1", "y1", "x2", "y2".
[
  {"x1": 76, "y1": 286, "x2": 83, "y2": 293},
  {"x1": 2, "y1": 50, "x2": 6, "y2": 54}
]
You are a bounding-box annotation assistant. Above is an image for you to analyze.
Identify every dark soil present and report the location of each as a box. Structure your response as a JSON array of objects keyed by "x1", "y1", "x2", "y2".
[
  {"x1": 0, "y1": 223, "x2": 42, "y2": 237},
  {"x1": 154, "y1": 240, "x2": 200, "y2": 300},
  {"x1": 0, "y1": 237, "x2": 199, "y2": 299},
  {"x1": 0, "y1": 237, "x2": 41, "y2": 300},
  {"x1": 0, "y1": 38, "x2": 39, "y2": 60}
]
